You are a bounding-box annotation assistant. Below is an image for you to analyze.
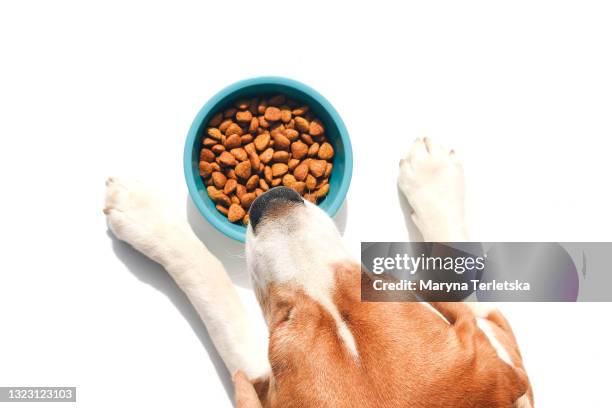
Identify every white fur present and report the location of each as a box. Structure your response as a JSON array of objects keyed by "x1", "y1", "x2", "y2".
[
  {"x1": 245, "y1": 201, "x2": 359, "y2": 359},
  {"x1": 104, "y1": 138, "x2": 521, "y2": 397},
  {"x1": 104, "y1": 177, "x2": 269, "y2": 379},
  {"x1": 476, "y1": 318, "x2": 514, "y2": 366},
  {"x1": 398, "y1": 138, "x2": 468, "y2": 242},
  {"x1": 470, "y1": 302, "x2": 515, "y2": 367},
  {"x1": 514, "y1": 394, "x2": 533, "y2": 408},
  {"x1": 399, "y1": 139, "x2": 516, "y2": 368},
  {"x1": 419, "y1": 301, "x2": 451, "y2": 324}
]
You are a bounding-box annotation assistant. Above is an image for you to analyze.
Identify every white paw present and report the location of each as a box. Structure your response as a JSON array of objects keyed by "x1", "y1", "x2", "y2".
[
  {"x1": 398, "y1": 138, "x2": 467, "y2": 241},
  {"x1": 104, "y1": 177, "x2": 177, "y2": 256}
]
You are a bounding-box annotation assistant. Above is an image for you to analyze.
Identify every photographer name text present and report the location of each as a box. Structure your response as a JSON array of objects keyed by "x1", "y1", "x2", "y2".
[{"x1": 373, "y1": 279, "x2": 530, "y2": 292}]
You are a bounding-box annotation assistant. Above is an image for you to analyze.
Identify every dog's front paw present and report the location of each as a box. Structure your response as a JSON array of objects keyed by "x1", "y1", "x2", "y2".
[
  {"x1": 104, "y1": 177, "x2": 177, "y2": 254},
  {"x1": 398, "y1": 138, "x2": 467, "y2": 241}
]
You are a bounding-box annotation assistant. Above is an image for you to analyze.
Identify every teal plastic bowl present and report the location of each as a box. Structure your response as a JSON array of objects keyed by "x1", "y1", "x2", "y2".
[{"x1": 184, "y1": 76, "x2": 353, "y2": 242}]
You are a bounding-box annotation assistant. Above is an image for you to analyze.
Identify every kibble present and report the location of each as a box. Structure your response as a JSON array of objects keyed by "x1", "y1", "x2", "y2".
[{"x1": 199, "y1": 94, "x2": 335, "y2": 224}]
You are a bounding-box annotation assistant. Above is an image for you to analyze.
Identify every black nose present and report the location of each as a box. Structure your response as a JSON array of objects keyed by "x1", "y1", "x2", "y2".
[{"x1": 249, "y1": 186, "x2": 303, "y2": 232}]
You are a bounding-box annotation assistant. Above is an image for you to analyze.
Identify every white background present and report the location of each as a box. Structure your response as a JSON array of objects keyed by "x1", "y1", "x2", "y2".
[{"x1": 1, "y1": 1, "x2": 611, "y2": 407}]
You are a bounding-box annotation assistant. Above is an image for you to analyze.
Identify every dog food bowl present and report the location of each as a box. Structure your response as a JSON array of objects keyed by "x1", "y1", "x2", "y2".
[{"x1": 184, "y1": 76, "x2": 353, "y2": 242}]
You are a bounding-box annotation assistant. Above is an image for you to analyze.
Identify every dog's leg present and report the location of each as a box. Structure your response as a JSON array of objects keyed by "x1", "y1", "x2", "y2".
[
  {"x1": 104, "y1": 177, "x2": 269, "y2": 379},
  {"x1": 398, "y1": 138, "x2": 496, "y2": 311},
  {"x1": 398, "y1": 137, "x2": 468, "y2": 242},
  {"x1": 398, "y1": 137, "x2": 477, "y2": 310},
  {"x1": 398, "y1": 140, "x2": 533, "y2": 406}
]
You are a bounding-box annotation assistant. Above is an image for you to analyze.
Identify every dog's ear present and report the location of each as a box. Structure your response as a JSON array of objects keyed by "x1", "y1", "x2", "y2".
[{"x1": 233, "y1": 371, "x2": 262, "y2": 408}]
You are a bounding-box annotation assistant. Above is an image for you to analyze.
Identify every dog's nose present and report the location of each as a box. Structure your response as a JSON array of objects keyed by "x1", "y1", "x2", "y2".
[{"x1": 249, "y1": 186, "x2": 304, "y2": 231}]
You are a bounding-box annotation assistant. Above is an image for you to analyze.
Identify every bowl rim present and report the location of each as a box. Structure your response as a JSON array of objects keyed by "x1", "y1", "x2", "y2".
[{"x1": 184, "y1": 76, "x2": 353, "y2": 242}]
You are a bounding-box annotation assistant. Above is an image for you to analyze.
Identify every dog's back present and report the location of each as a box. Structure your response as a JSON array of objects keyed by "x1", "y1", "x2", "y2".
[{"x1": 255, "y1": 263, "x2": 533, "y2": 408}]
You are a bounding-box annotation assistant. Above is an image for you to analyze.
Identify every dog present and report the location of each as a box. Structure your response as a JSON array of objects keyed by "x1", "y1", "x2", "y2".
[{"x1": 104, "y1": 138, "x2": 533, "y2": 407}]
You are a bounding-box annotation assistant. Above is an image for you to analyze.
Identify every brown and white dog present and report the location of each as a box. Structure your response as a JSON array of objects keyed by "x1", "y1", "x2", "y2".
[{"x1": 105, "y1": 138, "x2": 533, "y2": 407}]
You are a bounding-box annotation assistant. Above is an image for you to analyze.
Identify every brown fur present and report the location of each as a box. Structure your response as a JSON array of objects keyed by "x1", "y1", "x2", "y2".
[{"x1": 251, "y1": 262, "x2": 533, "y2": 408}]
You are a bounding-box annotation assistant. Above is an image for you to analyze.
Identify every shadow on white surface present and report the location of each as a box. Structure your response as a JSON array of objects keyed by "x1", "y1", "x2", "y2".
[
  {"x1": 107, "y1": 230, "x2": 234, "y2": 402},
  {"x1": 185, "y1": 195, "x2": 349, "y2": 288},
  {"x1": 186, "y1": 197, "x2": 250, "y2": 288},
  {"x1": 397, "y1": 187, "x2": 423, "y2": 242},
  {"x1": 103, "y1": 196, "x2": 349, "y2": 406},
  {"x1": 333, "y1": 200, "x2": 349, "y2": 236}
]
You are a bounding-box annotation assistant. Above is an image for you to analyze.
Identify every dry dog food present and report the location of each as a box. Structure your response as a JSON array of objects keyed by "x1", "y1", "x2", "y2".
[{"x1": 199, "y1": 94, "x2": 335, "y2": 225}]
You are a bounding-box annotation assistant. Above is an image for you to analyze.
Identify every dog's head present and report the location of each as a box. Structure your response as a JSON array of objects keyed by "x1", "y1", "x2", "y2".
[
  {"x1": 245, "y1": 186, "x2": 354, "y2": 319},
  {"x1": 246, "y1": 186, "x2": 351, "y2": 293},
  {"x1": 245, "y1": 187, "x2": 361, "y2": 403},
  {"x1": 243, "y1": 188, "x2": 532, "y2": 408}
]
